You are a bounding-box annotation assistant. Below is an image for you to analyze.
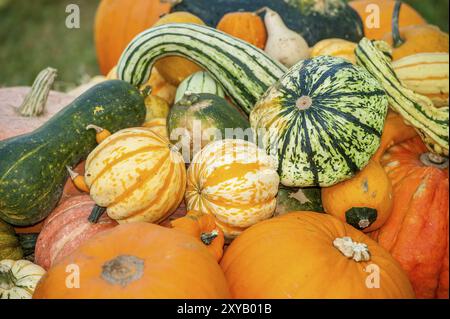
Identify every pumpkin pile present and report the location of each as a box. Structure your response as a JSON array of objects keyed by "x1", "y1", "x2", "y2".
[{"x1": 0, "y1": 0, "x2": 448, "y2": 299}]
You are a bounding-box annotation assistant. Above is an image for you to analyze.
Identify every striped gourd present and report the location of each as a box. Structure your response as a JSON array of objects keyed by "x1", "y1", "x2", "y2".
[
  {"x1": 186, "y1": 139, "x2": 279, "y2": 241},
  {"x1": 0, "y1": 259, "x2": 46, "y2": 299},
  {"x1": 393, "y1": 53, "x2": 449, "y2": 107},
  {"x1": 175, "y1": 71, "x2": 225, "y2": 103},
  {"x1": 118, "y1": 23, "x2": 287, "y2": 114},
  {"x1": 355, "y1": 38, "x2": 449, "y2": 157},
  {"x1": 85, "y1": 127, "x2": 186, "y2": 224},
  {"x1": 250, "y1": 55, "x2": 388, "y2": 187}
]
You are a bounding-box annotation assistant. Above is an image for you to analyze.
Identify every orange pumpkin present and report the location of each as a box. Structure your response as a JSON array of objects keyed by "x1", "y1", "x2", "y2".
[
  {"x1": 349, "y1": 0, "x2": 426, "y2": 40},
  {"x1": 372, "y1": 137, "x2": 449, "y2": 299},
  {"x1": 217, "y1": 12, "x2": 267, "y2": 49},
  {"x1": 94, "y1": 0, "x2": 172, "y2": 75},
  {"x1": 33, "y1": 222, "x2": 231, "y2": 299},
  {"x1": 382, "y1": 1, "x2": 449, "y2": 60},
  {"x1": 322, "y1": 160, "x2": 393, "y2": 232},
  {"x1": 171, "y1": 211, "x2": 225, "y2": 262},
  {"x1": 221, "y1": 212, "x2": 415, "y2": 298}
]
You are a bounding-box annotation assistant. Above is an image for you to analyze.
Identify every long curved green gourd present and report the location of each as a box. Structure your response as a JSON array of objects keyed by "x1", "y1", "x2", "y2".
[
  {"x1": 355, "y1": 38, "x2": 449, "y2": 157},
  {"x1": 117, "y1": 23, "x2": 287, "y2": 115}
]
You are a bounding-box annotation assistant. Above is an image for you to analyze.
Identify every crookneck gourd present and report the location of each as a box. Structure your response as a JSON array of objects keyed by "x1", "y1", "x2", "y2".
[{"x1": 355, "y1": 38, "x2": 449, "y2": 157}]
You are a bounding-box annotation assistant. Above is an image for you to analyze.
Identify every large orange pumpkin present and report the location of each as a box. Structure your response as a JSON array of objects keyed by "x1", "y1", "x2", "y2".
[
  {"x1": 349, "y1": 0, "x2": 426, "y2": 40},
  {"x1": 33, "y1": 222, "x2": 231, "y2": 299},
  {"x1": 372, "y1": 137, "x2": 449, "y2": 299},
  {"x1": 94, "y1": 0, "x2": 172, "y2": 75},
  {"x1": 217, "y1": 12, "x2": 267, "y2": 49},
  {"x1": 221, "y1": 212, "x2": 415, "y2": 299}
]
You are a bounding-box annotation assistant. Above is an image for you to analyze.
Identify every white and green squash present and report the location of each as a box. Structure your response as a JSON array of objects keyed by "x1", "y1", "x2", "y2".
[
  {"x1": 175, "y1": 71, "x2": 225, "y2": 103},
  {"x1": 250, "y1": 56, "x2": 388, "y2": 187}
]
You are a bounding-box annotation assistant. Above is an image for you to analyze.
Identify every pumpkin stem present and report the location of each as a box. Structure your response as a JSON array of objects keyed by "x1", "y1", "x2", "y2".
[
  {"x1": 420, "y1": 153, "x2": 449, "y2": 169},
  {"x1": 200, "y1": 230, "x2": 219, "y2": 246},
  {"x1": 86, "y1": 124, "x2": 111, "y2": 144},
  {"x1": 333, "y1": 237, "x2": 371, "y2": 262},
  {"x1": 254, "y1": 7, "x2": 269, "y2": 15},
  {"x1": 345, "y1": 207, "x2": 377, "y2": 231},
  {"x1": 18, "y1": 67, "x2": 57, "y2": 117},
  {"x1": 140, "y1": 85, "x2": 152, "y2": 98},
  {"x1": 66, "y1": 166, "x2": 90, "y2": 193},
  {"x1": 392, "y1": 1, "x2": 405, "y2": 48},
  {"x1": 88, "y1": 205, "x2": 107, "y2": 224},
  {"x1": 0, "y1": 268, "x2": 16, "y2": 290}
]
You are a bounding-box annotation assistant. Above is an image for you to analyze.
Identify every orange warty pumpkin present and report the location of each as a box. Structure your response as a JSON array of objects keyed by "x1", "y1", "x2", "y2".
[
  {"x1": 349, "y1": 0, "x2": 426, "y2": 40},
  {"x1": 372, "y1": 137, "x2": 449, "y2": 299},
  {"x1": 94, "y1": 0, "x2": 172, "y2": 75},
  {"x1": 217, "y1": 12, "x2": 267, "y2": 49},
  {"x1": 33, "y1": 222, "x2": 231, "y2": 299},
  {"x1": 221, "y1": 212, "x2": 415, "y2": 299}
]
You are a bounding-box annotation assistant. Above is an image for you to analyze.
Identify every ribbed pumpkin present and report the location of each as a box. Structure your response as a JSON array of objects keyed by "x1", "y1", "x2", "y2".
[
  {"x1": 186, "y1": 139, "x2": 279, "y2": 240},
  {"x1": 0, "y1": 259, "x2": 46, "y2": 299},
  {"x1": 310, "y1": 38, "x2": 357, "y2": 64},
  {"x1": 153, "y1": 12, "x2": 205, "y2": 85},
  {"x1": 221, "y1": 212, "x2": 415, "y2": 298},
  {"x1": 85, "y1": 127, "x2": 186, "y2": 224},
  {"x1": 393, "y1": 53, "x2": 449, "y2": 107},
  {"x1": 33, "y1": 222, "x2": 230, "y2": 299},
  {"x1": 0, "y1": 219, "x2": 22, "y2": 261},
  {"x1": 250, "y1": 56, "x2": 388, "y2": 187},
  {"x1": 94, "y1": 0, "x2": 172, "y2": 75},
  {"x1": 322, "y1": 160, "x2": 393, "y2": 232},
  {"x1": 217, "y1": 12, "x2": 267, "y2": 49},
  {"x1": 371, "y1": 137, "x2": 449, "y2": 299},
  {"x1": 35, "y1": 195, "x2": 117, "y2": 271},
  {"x1": 349, "y1": 0, "x2": 426, "y2": 40}
]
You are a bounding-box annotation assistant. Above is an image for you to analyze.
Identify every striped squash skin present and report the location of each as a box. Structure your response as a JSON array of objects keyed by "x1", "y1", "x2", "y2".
[
  {"x1": 175, "y1": 71, "x2": 225, "y2": 103},
  {"x1": 0, "y1": 259, "x2": 46, "y2": 299},
  {"x1": 356, "y1": 39, "x2": 449, "y2": 157},
  {"x1": 186, "y1": 139, "x2": 279, "y2": 240},
  {"x1": 143, "y1": 117, "x2": 168, "y2": 139},
  {"x1": 85, "y1": 128, "x2": 186, "y2": 224},
  {"x1": 250, "y1": 56, "x2": 388, "y2": 187},
  {"x1": 393, "y1": 53, "x2": 449, "y2": 108},
  {"x1": 118, "y1": 23, "x2": 287, "y2": 114}
]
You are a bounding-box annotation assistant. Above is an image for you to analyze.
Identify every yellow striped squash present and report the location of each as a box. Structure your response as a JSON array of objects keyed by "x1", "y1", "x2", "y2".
[
  {"x1": 0, "y1": 259, "x2": 46, "y2": 299},
  {"x1": 310, "y1": 38, "x2": 357, "y2": 64},
  {"x1": 85, "y1": 127, "x2": 186, "y2": 224},
  {"x1": 393, "y1": 53, "x2": 449, "y2": 107},
  {"x1": 143, "y1": 118, "x2": 168, "y2": 139},
  {"x1": 186, "y1": 139, "x2": 279, "y2": 240}
]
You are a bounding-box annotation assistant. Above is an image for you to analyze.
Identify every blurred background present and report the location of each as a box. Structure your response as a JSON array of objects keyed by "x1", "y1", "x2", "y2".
[{"x1": 0, "y1": 0, "x2": 448, "y2": 91}]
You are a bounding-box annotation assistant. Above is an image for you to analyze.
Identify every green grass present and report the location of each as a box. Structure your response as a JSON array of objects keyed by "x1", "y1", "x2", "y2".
[{"x1": 0, "y1": 0, "x2": 448, "y2": 91}]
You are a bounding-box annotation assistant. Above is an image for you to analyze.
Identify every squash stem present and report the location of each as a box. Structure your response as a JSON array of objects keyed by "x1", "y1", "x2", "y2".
[
  {"x1": 18, "y1": 67, "x2": 57, "y2": 117},
  {"x1": 420, "y1": 153, "x2": 449, "y2": 169},
  {"x1": 392, "y1": 1, "x2": 405, "y2": 48},
  {"x1": 254, "y1": 7, "x2": 269, "y2": 15},
  {"x1": 88, "y1": 205, "x2": 107, "y2": 224},
  {"x1": 201, "y1": 230, "x2": 219, "y2": 246}
]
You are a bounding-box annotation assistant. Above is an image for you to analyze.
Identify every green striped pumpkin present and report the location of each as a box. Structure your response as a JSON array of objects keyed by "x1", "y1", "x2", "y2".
[
  {"x1": 175, "y1": 71, "x2": 225, "y2": 103},
  {"x1": 355, "y1": 39, "x2": 449, "y2": 157},
  {"x1": 250, "y1": 56, "x2": 388, "y2": 187},
  {"x1": 118, "y1": 23, "x2": 287, "y2": 115}
]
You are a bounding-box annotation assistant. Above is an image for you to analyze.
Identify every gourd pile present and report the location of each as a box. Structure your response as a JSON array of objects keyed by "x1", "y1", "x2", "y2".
[{"x1": 0, "y1": 0, "x2": 448, "y2": 299}]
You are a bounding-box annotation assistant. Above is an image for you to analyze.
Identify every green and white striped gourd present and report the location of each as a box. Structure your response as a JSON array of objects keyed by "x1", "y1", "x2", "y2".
[
  {"x1": 175, "y1": 71, "x2": 225, "y2": 103},
  {"x1": 250, "y1": 56, "x2": 388, "y2": 187},
  {"x1": 355, "y1": 38, "x2": 449, "y2": 157},
  {"x1": 118, "y1": 23, "x2": 287, "y2": 114}
]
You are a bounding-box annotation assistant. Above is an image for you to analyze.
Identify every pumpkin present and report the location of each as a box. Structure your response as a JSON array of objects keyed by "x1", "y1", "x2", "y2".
[
  {"x1": 275, "y1": 186, "x2": 323, "y2": 216},
  {"x1": 371, "y1": 137, "x2": 449, "y2": 299},
  {"x1": 33, "y1": 222, "x2": 231, "y2": 299},
  {"x1": 85, "y1": 127, "x2": 186, "y2": 224},
  {"x1": 0, "y1": 259, "x2": 46, "y2": 299},
  {"x1": 349, "y1": 0, "x2": 426, "y2": 40},
  {"x1": 94, "y1": 0, "x2": 172, "y2": 75},
  {"x1": 217, "y1": 12, "x2": 267, "y2": 49},
  {"x1": 322, "y1": 160, "x2": 393, "y2": 232},
  {"x1": 0, "y1": 68, "x2": 73, "y2": 141},
  {"x1": 171, "y1": 210, "x2": 225, "y2": 262},
  {"x1": 186, "y1": 139, "x2": 279, "y2": 241},
  {"x1": 143, "y1": 117, "x2": 168, "y2": 139},
  {"x1": 382, "y1": 1, "x2": 449, "y2": 61},
  {"x1": 34, "y1": 195, "x2": 117, "y2": 271},
  {"x1": 0, "y1": 219, "x2": 22, "y2": 261},
  {"x1": 310, "y1": 38, "x2": 357, "y2": 64},
  {"x1": 393, "y1": 53, "x2": 449, "y2": 107},
  {"x1": 221, "y1": 212, "x2": 415, "y2": 298},
  {"x1": 168, "y1": 93, "x2": 250, "y2": 161},
  {"x1": 153, "y1": 12, "x2": 205, "y2": 85},
  {"x1": 250, "y1": 55, "x2": 389, "y2": 187}
]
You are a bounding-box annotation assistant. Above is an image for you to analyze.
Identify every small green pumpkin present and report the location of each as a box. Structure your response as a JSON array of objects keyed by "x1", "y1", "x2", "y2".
[{"x1": 175, "y1": 71, "x2": 225, "y2": 103}]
